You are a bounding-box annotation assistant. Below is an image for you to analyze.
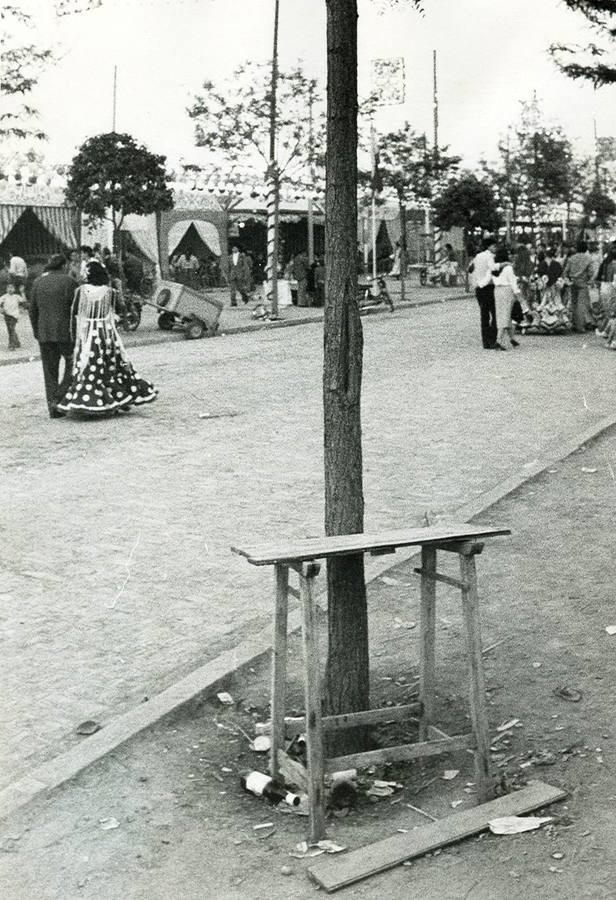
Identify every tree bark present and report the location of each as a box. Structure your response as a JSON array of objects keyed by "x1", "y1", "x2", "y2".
[
  {"x1": 323, "y1": 0, "x2": 370, "y2": 748},
  {"x1": 399, "y1": 196, "x2": 407, "y2": 303}
]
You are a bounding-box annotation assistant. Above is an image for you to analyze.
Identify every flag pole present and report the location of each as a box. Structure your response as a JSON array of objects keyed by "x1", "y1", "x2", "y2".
[{"x1": 371, "y1": 120, "x2": 377, "y2": 280}]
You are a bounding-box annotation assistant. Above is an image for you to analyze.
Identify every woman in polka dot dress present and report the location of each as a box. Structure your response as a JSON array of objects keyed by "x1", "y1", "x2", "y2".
[{"x1": 56, "y1": 260, "x2": 157, "y2": 415}]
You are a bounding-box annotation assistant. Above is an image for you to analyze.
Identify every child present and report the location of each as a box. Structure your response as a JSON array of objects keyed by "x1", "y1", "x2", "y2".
[{"x1": 0, "y1": 282, "x2": 21, "y2": 350}]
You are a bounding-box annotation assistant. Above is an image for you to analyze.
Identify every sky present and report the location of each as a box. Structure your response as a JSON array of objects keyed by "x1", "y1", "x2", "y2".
[{"x1": 12, "y1": 0, "x2": 616, "y2": 171}]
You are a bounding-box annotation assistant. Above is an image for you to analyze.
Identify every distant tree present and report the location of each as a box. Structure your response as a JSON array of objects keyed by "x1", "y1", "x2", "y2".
[
  {"x1": 1, "y1": 5, "x2": 52, "y2": 142},
  {"x1": 551, "y1": 0, "x2": 616, "y2": 85},
  {"x1": 65, "y1": 132, "x2": 173, "y2": 252},
  {"x1": 582, "y1": 182, "x2": 616, "y2": 228},
  {"x1": 365, "y1": 124, "x2": 459, "y2": 298},
  {"x1": 433, "y1": 173, "x2": 501, "y2": 253}
]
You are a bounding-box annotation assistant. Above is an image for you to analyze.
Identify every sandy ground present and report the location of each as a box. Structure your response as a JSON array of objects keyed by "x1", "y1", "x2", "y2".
[{"x1": 2, "y1": 426, "x2": 616, "y2": 899}]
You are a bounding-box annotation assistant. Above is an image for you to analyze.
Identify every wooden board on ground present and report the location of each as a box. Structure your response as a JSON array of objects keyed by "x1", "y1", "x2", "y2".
[
  {"x1": 231, "y1": 523, "x2": 511, "y2": 566},
  {"x1": 308, "y1": 780, "x2": 566, "y2": 893}
]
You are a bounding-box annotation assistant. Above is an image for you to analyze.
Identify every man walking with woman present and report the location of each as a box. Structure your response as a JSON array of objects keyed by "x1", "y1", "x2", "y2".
[{"x1": 472, "y1": 236, "x2": 497, "y2": 349}]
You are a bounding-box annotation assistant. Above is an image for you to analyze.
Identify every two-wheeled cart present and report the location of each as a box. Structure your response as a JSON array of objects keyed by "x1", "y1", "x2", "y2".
[{"x1": 147, "y1": 280, "x2": 223, "y2": 340}]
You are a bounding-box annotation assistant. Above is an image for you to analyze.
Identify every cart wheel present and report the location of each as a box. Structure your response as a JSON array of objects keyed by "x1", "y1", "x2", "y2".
[
  {"x1": 185, "y1": 318, "x2": 206, "y2": 340},
  {"x1": 158, "y1": 312, "x2": 175, "y2": 331}
]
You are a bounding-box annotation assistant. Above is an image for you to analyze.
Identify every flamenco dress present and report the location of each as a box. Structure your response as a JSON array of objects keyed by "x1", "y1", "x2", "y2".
[{"x1": 56, "y1": 284, "x2": 157, "y2": 414}]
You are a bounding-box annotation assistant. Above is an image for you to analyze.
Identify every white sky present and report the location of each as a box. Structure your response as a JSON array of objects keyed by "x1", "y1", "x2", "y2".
[{"x1": 20, "y1": 0, "x2": 616, "y2": 169}]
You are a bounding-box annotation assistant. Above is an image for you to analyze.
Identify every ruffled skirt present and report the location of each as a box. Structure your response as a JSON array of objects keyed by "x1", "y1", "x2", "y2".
[{"x1": 57, "y1": 317, "x2": 157, "y2": 414}]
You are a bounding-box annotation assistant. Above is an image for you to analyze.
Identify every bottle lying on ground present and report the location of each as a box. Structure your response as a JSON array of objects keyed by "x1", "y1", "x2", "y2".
[{"x1": 240, "y1": 770, "x2": 301, "y2": 807}]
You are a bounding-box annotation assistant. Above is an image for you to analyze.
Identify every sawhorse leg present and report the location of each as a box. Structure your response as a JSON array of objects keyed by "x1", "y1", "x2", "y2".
[
  {"x1": 459, "y1": 548, "x2": 494, "y2": 802},
  {"x1": 419, "y1": 545, "x2": 437, "y2": 741},
  {"x1": 270, "y1": 564, "x2": 288, "y2": 782},
  {"x1": 298, "y1": 561, "x2": 326, "y2": 842}
]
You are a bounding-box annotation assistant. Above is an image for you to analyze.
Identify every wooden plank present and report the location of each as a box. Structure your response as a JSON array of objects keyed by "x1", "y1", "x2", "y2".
[
  {"x1": 308, "y1": 780, "x2": 567, "y2": 892},
  {"x1": 299, "y1": 566, "x2": 326, "y2": 842},
  {"x1": 283, "y1": 704, "x2": 422, "y2": 737},
  {"x1": 419, "y1": 546, "x2": 437, "y2": 741},
  {"x1": 231, "y1": 524, "x2": 510, "y2": 566},
  {"x1": 270, "y1": 564, "x2": 288, "y2": 781},
  {"x1": 277, "y1": 749, "x2": 309, "y2": 793},
  {"x1": 324, "y1": 733, "x2": 475, "y2": 773},
  {"x1": 413, "y1": 567, "x2": 467, "y2": 590},
  {"x1": 460, "y1": 553, "x2": 494, "y2": 802}
]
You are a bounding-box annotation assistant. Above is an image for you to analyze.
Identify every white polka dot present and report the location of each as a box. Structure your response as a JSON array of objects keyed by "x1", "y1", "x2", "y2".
[
  {"x1": 96, "y1": 399, "x2": 103, "y2": 406},
  {"x1": 83, "y1": 394, "x2": 90, "y2": 401}
]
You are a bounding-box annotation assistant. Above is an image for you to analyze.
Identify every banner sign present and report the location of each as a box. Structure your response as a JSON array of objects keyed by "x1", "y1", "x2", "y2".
[{"x1": 370, "y1": 57, "x2": 405, "y2": 106}]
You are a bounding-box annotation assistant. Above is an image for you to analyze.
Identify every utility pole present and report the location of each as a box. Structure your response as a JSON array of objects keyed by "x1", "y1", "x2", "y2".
[
  {"x1": 432, "y1": 50, "x2": 442, "y2": 270},
  {"x1": 307, "y1": 80, "x2": 315, "y2": 265},
  {"x1": 112, "y1": 65, "x2": 117, "y2": 132},
  {"x1": 266, "y1": 0, "x2": 280, "y2": 317}
]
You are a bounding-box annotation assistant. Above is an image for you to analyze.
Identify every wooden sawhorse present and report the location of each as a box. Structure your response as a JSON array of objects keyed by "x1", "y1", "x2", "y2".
[{"x1": 232, "y1": 523, "x2": 510, "y2": 842}]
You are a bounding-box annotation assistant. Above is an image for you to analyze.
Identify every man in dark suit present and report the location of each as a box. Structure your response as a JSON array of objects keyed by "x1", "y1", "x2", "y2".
[
  {"x1": 228, "y1": 245, "x2": 252, "y2": 306},
  {"x1": 29, "y1": 254, "x2": 77, "y2": 418}
]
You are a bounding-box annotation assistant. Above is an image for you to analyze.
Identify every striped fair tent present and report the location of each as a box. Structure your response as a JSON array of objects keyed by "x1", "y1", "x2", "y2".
[{"x1": 0, "y1": 204, "x2": 78, "y2": 257}]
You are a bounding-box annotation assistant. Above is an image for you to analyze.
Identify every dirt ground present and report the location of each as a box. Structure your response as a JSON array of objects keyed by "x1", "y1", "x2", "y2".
[{"x1": 2, "y1": 428, "x2": 616, "y2": 899}]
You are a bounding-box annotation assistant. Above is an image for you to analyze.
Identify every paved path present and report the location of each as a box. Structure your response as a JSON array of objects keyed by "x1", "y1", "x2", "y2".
[
  {"x1": 0, "y1": 283, "x2": 459, "y2": 368},
  {"x1": 1, "y1": 298, "x2": 614, "y2": 791}
]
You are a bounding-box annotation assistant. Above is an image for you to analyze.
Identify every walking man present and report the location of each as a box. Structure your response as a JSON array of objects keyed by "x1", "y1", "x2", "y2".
[
  {"x1": 29, "y1": 254, "x2": 76, "y2": 418},
  {"x1": 563, "y1": 239, "x2": 595, "y2": 333},
  {"x1": 292, "y1": 250, "x2": 311, "y2": 307},
  {"x1": 472, "y1": 236, "x2": 497, "y2": 349},
  {"x1": 228, "y1": 245, "x2": 252, "y2": 306}
]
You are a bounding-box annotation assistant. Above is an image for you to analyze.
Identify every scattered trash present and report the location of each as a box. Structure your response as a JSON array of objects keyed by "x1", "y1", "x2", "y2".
[
  {"x1": 451, "y1": 800, "x2": 464, "y2": 809},
  {"x1": 497, "y1": 718, "x2": 520, "y2": 732},
  {"x1": 217, "y1": 692, "x2": 234, "y2": 705},
  {"x1": 405, "y1": 802, "x2": 437, "y2": 822},
  {"x1": 254, "y1": 721, "x2": 272, "y2": 735},
  {"x1": 241, "y1": 771, "x2": 300, "y2": 807},
  {"x1": 221, "y1": 766, "x2": 233, "y2": 773},
  {"x1": 250, "y1": 735, "x2": 271, "y2": 753},
  {"x1": 366, "y1": 780, "x2": 403, "y2": 799},
  {"x1": 581, "y1": 467, "x2": 597, "y2": 474},
  {"x1": 605, "y1": 626, "x2": 616, "y2": 636},
  {"x1": 552, "y1": 852, "x2": 565, "y2": 860},
  {"x1": 99, "y1": 817, "x2": 121, "y2": 831},
  {"x1": 291, "y1": 839, "x2": 347, "y2": 859},
  {"x1": 253, "y1": 822, "x2": 274, "y2": 831},
  {"x1": 442, "y1": 770, "x2": 460, "y2": 781},
  {"x1": 280, "y1": 865, "x2": 293, "y2": 876},
  {"x1": 488, "y1": 815, "x2": 553, "y2": 835},
  {"x1": 553, "y1": 686, "x2": 583, "y2": 703},
  {"x1": 76, "y1": 720, "x2": 102, "y2": 736}
]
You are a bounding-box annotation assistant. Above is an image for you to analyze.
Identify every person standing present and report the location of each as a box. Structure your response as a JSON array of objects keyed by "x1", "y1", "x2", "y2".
[
  {"x1": 29, "y1": 254, "x2": 77, "y2": 418},
  {"x1": 472, "y1": 236, "x2": 497, "y2": 349},
  {"x1": 492, "y1": 247, "x2": 521, "y2": 350},
  {"x1": 292, "y1": 250, "x2": 311, "y2": 307},
  {"x1": 56, "y1": 261, "x2": 157, "y2": 416},
  {"x1": 0, "y1": 281, "x2": 21, "y2": 350},
  {"x1": 228, "y1": 245, "x2": 251, "y2": 306},
  {"x1": 9, "y1": 254, "x2": 28, "y2": 298},
  {"x1": 563, "y1": 240, "x2": 594, "y2": 333}
]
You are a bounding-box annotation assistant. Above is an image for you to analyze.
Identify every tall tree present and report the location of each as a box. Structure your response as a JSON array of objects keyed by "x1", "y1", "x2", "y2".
[
  {"x1": 551, "y1": 0, "x2": 616, "y2": 84},
  {"x1": 65, "y1": 132, "x2": 173, "y2": 252},
  {"x1": 324, "y1": 0, "x2": 368, "y2": 742},
  {"x1": 324, "y1": 0, "x2": 423, "y2": 747},
  {"x1": 1, "y1": 5, "x2": 52, "y2": 142}
]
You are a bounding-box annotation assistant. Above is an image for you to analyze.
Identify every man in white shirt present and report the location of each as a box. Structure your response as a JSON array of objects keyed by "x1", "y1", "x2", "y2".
[{"x1": 472, "y1": 236, "x2": 497, "y2": 349}]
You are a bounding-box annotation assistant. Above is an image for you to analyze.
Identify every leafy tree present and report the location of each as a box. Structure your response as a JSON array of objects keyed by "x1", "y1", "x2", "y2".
[
  {"x1": 1, "y1": 5, "x2": 52, "y2": 142},
  {"x1": 582, "y1": 182, "x2": 616, "y2": 227},
  {"x1": 365, "y1": 124, "x2": 459, "y2": 298},
  {"x1": 65, "y1": 132, "x2": 173, "y2": 251},
  {"x1": 433, "y1": 173, "x2": 501, "y2": 253},
  {"x1": 551, "y1": 0, "x2": 616, "y2": 84}
]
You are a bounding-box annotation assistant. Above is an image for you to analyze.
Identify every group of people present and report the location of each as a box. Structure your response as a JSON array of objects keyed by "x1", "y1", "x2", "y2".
[
  {"x1": 471, "y1": 235, "x2": 616, "y2": 351},
  {"x1": 226, "y1": 245, "x2": 324, "y2": 312},
  {"x1": 19, "y1": 248, "x2": 156, "y2": 418}
]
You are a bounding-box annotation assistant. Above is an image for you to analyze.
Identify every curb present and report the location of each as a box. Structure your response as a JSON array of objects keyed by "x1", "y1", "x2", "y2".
[
  {"x1": 2, "y1": 411, "x2": 614, "y2": 822},
  {"x1": 0, "y1": 292, "x2": 470, "y2": 369}
]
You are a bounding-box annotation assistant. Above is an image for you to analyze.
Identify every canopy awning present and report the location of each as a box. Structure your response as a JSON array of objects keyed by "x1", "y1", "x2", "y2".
[
  {"x1": 0, "y1": 204, "x2": 77, "y2": 249},
  {"x1": 168, "y1": 219, "x2": 222, "y2": 257}
]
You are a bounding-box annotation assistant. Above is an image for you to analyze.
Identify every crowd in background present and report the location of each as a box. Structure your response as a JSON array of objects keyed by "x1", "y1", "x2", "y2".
[{"x1": 471, "y1": 235, "x2": 616, "y2": 351}]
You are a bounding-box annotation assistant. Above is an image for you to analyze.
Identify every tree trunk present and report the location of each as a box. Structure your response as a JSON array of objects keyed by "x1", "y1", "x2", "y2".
[{"x1": 323, "y1": 0, "x2": 369, "y2": 748}]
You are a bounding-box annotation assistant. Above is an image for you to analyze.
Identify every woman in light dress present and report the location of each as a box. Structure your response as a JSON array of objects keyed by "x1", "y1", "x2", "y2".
[
  {"x1": 492, "y1": 246, "x2": 521, "y2": 351},
  {"x1": 56, "y1": 260, "x2": 157, "y2": 415}
]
